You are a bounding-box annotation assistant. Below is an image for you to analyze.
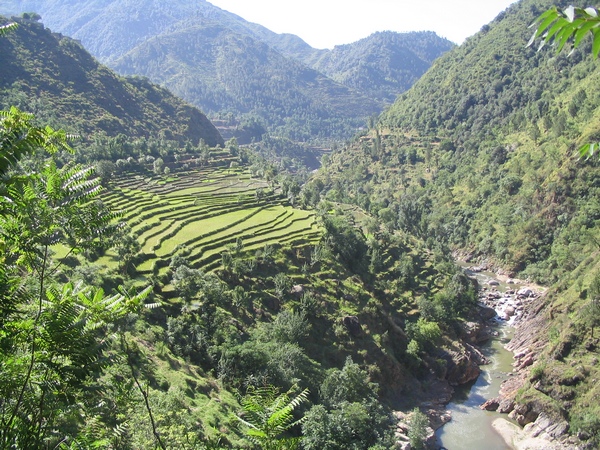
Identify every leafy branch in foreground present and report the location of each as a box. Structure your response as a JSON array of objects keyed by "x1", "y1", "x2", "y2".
[
  {"x1": 237, "y1": 385, "x2": 309, "y2": 450},
  {"x1": 0, "y1": 21, "x2": 17, "y2": 37},
  {"x1": 528, "y1": 5, "x2": 600, "y2": 159},
  {"x1": 528, "y1": 5, "x2": 600, "y2": 55},
  {"x1": 0, "y1": 106, "x2": 154, "y2": 447}
]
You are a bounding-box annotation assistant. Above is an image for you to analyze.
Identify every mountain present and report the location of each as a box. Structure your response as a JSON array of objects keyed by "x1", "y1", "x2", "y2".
[
  {"x1": 110, "y1": 21, "x2": 381, "y2": 142},
  {"x1": 311, "y1": 0, "x2": 600, "y2": 445},
  {"x1": 0, "y1": 9, "x2": 489, "y2": 450},
  {"x1": 0, "y1": 0, "x2": 452, "y2": 140},
  {"x1": 0, "y1": 15, "x2": 224, "y2": 147},
  {"x1": 307, "y1": 31, "x2": 455, "y2": 103}
]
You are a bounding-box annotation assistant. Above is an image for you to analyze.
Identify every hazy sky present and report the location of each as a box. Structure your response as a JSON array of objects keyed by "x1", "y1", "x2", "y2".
[{"x1": 209, "y1": 0, "x2": 518, "y2": 48}]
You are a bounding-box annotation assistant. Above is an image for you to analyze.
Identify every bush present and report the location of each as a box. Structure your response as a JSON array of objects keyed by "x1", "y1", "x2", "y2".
[{"x1": 408, "y1": 408, "x2": 429, "y2": 450}]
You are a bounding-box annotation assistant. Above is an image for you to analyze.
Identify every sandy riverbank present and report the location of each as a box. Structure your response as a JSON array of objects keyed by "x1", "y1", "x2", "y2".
[{"x1": 492, "y1": 418, "x2": 563, "y2": 450}]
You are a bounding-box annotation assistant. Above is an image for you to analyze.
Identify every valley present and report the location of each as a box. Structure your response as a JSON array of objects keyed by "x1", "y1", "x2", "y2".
[{"x1": 1, "y1": 0, "x2": 600, "y2": 449}]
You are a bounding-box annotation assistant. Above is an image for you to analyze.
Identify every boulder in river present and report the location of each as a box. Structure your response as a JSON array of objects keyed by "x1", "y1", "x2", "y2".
[
  {"x1": 479, "y1": 305, "x2": 497, "y2": 320},
  {"x1": 441, "y1": 348, "x2": 483, "y2": 386},
  {"x1": 517, "y1": 287, "x2": 534, "y2": 298},
  {"x1": 480, "y1": 398, "x2": 500, "y2": 411}
]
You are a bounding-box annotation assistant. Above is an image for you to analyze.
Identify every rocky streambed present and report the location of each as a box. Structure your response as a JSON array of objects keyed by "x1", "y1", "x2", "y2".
[
  {"x1": 393, "y1": 264, "x2": 544, "y2": 449},
  {"x1": 455, "y1": 266, "x2": 583, "y2": 450},
  {"x1": 392, "y1": 262, "x2": 589, "y2": 450}
]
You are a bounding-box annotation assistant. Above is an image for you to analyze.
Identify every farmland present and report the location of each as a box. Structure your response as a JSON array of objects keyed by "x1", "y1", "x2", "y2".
[{"x1": 100, "y1": 163, "x2": 322, "y2": 294}]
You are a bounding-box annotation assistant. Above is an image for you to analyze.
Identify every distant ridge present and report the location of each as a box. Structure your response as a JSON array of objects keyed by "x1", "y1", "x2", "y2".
[
  {"x1": 0, "y1": 0, "x2": 453, "y2": 140},
  {"x1": 0, "y1": 15, "x2": 224, "y2": 147}
]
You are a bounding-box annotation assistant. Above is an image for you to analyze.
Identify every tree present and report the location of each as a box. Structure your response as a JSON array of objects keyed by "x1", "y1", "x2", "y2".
[
  {"x1": 171, "y1": 264, "x2": 205, "y2": 301},
  {"x1": 0, "y1": 106, "x2": 153, "y2": 447},
  {"x1": 529, "y1": 5, "x2": 600, "y2": 158},
  {"x1": 582, "y1": 271, "x2": 600, "y2": 337},
  {"x1": 302, "y1": 357, "x2": 394, "y2": 450},
  {"x1": 407, "y1": 408, "x2": 429, "y2": 450},
  {"x1": 237, "y1": 385, "x2": 309, "y2": 450},
  {"x1": 153, "y1": 157, "x2": 165, "y2": 174},
  {"x1": 319, "y1": 357, "x2": 378, "y2": 409}
]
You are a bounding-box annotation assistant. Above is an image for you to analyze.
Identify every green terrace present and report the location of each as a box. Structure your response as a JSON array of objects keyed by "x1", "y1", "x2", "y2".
[{"x1": 100, "y1": 166, "x2": 322, "y2": 293}]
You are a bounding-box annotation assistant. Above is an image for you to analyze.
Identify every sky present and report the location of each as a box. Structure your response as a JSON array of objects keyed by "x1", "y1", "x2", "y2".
[{"x1": 209, "y1": 0, "x2": 518, "y2": 49}]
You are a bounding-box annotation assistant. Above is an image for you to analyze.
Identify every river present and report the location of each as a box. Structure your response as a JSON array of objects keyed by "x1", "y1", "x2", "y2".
[{"x1": 435, "y1": 267, "x2": 521, "y2": 450}]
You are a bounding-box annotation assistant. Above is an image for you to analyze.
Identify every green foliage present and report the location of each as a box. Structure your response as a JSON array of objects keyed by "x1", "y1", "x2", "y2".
[
  {"x1": 407, "y1": 408, "x2": 429, "y2": 450},
  {"x1": 580, "y1": 270, "x2": 600, "y2": 337},
  {"x1": 319, "y1": 357, "x2": 378, "y2": 409},
  {"x1": 237, "y1": 385, "x2": 309, "y2": 450},
  {"x1": 301, "y1": 357, "x2": 394, "y2": 450},
  {"x1": 0, "y1": 106, "x2": 70, "y2": 177},
  {"x1": 301, "y1": 400, "x2": 394, "y2": 450},
  {"x1": 315, "y1": 0, "x2": 600, "y2": 284},
  {"x1": 273, "y1": 273, "x2": 293, "y2": 300},
  {"x1": 0, "y1": 21, "x2": 17, "y2": 37},
  {"x1": 528, "y1": 4, "x2": 600, "y2": 159},
  {"x1": 323, "y1": 215, "x2": 368, "y2": 274},
  {"x1": 529, "y1": 5, "x2": 600, "y2": 56},
  {"x1": 406, "y1": 318, "x2": 442, "y2": 352},
  {"x1": 0, "y1": 106, "x2": 155, "y2": 447}
]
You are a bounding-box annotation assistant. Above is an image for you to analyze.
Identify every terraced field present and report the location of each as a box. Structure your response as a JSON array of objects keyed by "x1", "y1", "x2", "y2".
[{"x1": 102, "y1": 165, "x2": 322, "y2": 287}]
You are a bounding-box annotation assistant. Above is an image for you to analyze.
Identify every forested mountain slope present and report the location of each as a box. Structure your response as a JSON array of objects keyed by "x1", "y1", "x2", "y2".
[
  {"x1": 319, "y1": 0, "x2": 600, "y2": 283},
  {"x1": 0, "y1": 15, "x2": 224, "y2": 146},
  {"x1": 110, "y1": 21, "x2": 380, "y2": 142},
  {"x1": 0, "y1": 0, "x2": 452, "y2": 140},
  {"x1": 309, "y1": 0, "x2": 600, "y2": 445},
  {"x1": 308, "y1": 31, "x2": 455, "y2": 103},
  {"x1": 0, "y1": 12, "x2": 500, "y2": 450}
]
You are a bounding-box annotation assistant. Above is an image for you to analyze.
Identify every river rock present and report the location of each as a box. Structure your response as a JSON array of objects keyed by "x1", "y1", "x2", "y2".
[
  {"x1": 524, "y1": 414, "x2": 569, "y2": 441},
  {"x1": 509, "y1": 403, "x2": 539, "y2": 426},
  {"x1": 442, "y1": 349, "x2": 482, "y2": 386},
  {"x1": 517, "y1": 354, "x2": 533, "y2": 370},
  {"x1": 487, "y1": 291, "x2": 501, "y2": 300},
  {"x1": 497, "y1": 398, "x2": 515, "y2": 414},
  {"x1": 480, "y1": 398, "x2": 500, "y2": 411},
  {"x1": 290, "y1": 284, "x2": 303, "y2": 297},
  {"x1": 517, "y1": 287, "x2": 534, "y2": 297},
  {"x1": 478, "y1": 305, "x2": 497, "y2": 320},
  {"x1": 514, "y1": 403, "x2": 529, "y2": 416}
]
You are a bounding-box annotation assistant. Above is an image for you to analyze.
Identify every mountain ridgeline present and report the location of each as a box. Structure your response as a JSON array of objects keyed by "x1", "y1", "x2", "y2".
[
  {"x1": 110, "y1": 21, "x2": 381, "y2": 142},
  {"x1": 0, "y1": 0, "x2": 453, "y2": 141},
  {"x1": 308, "y1": 31, "x2": 455, "y2": 104},
  {"x1": 0, "y1": 15, "x2": 224, "y2": 147}
]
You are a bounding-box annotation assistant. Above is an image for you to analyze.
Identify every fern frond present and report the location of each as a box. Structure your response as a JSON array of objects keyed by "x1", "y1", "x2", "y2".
[{"x1": 0, "y1": 22, "x2": 18, "y2": 36}]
